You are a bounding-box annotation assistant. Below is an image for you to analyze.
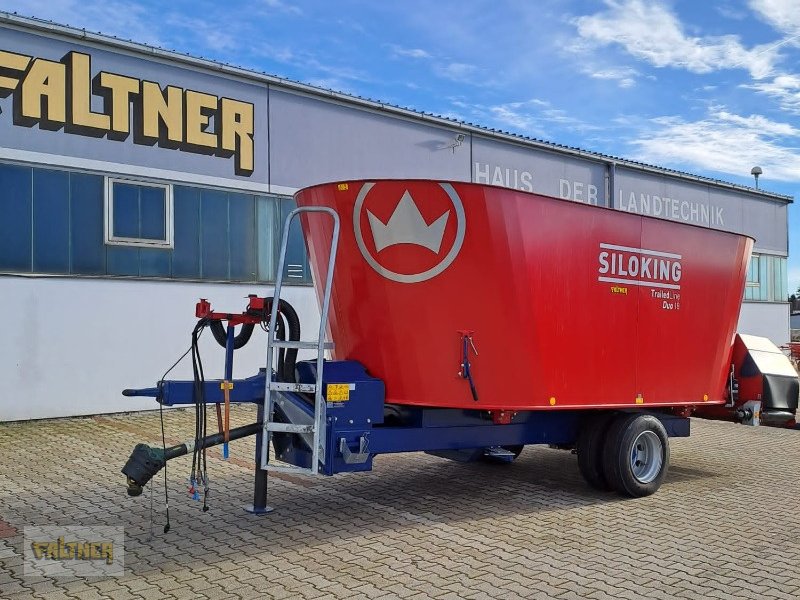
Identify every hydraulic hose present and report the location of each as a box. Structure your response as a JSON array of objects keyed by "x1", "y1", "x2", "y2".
[
  {"x1": 206, "y1": 297, "x2": 301, "y2": 383},
  {"x1": 276, "y1": 299, "x2": 301, "y2": 383},
  {"x1": 209, "y1": 320, "x2": 255, "y2": 349}
]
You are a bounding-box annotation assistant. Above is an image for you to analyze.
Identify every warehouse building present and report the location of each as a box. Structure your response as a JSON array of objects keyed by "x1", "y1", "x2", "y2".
[{"x1": 0, "y1": 13, "x2": 791, "y2": 420}]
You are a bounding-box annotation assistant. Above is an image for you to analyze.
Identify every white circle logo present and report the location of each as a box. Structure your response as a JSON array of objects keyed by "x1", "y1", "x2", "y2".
[{"x1": 353, "y1": 182, "x2": 466, "y2": 283}]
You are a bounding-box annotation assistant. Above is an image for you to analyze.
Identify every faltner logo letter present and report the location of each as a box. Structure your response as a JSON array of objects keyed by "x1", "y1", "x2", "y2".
[{"x1": 354, "y1": 182, "x2": 466, "y2": 283}]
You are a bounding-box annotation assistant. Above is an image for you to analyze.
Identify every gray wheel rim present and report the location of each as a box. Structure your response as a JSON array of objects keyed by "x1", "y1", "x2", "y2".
[{"x1": 630, "y1": 430, "x2": 663, "y2": 484}]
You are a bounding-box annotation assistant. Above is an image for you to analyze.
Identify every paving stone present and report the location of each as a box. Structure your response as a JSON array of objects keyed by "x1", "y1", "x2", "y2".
[{"x1": 0, "y1": 407, "x2": 798, "y2": 600}]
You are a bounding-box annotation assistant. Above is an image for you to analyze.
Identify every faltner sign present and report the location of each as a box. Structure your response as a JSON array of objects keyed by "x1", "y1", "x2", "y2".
[{"x1": 0, "y1": 48, "x2": 255, "y2": 175}]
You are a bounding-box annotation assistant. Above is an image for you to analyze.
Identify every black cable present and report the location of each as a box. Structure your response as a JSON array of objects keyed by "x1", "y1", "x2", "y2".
[
  {"x1": 190, "y1": 318, "x2": 211, "y2": 512},
  {"x1": 156, "y1": 342, "x2": 195, "y2": 534},
  {"x1": 190, "y1": 319, "x2": 208, "y2": 507},
  {"x1": 277, "y1": 299, "x2": 301, "y2": 383},
  {"x1": 262, "y1": 298, "x2": 301, "y2": 383},
  {"x1": 275, "y1": 311, "x2": 286, "y2": 380}
]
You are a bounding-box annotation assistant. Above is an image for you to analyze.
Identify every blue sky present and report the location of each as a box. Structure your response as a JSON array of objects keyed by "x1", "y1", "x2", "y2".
[{"x1": 3, "y1": 0, "x2": 800, "y2": 290}]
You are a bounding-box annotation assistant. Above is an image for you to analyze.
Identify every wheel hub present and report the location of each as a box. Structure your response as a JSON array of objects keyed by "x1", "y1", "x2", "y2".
[{"x1": 630, "y1": 430, "x2": 663, "y2": 484}]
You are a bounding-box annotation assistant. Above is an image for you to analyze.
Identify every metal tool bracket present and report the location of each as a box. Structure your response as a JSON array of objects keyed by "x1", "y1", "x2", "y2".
[{"x1": 339, "y1": 435, "x2": 370, "y2": 464}]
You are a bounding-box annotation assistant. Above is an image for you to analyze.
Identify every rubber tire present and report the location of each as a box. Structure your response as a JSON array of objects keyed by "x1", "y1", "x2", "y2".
[
  {"x1": 602, "y1": 413, "x2": 670, "y2": 497},
  {"x1": 576, "y1": 412, "x2": 616, "y2": 490}
]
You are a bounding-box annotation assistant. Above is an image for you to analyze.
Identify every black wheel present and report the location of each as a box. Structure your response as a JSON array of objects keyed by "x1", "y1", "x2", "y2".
[
  {"x1": 576, "y1": 412, "x2": 616, "y2": 490},
  {"x1": 602, "y1": 413, "x2": 670, "y2": 497}
]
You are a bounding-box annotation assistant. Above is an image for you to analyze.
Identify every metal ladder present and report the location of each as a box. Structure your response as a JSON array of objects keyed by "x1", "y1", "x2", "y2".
[{"x1": 260, "y1": 206, "x2": 340, "y2": 475}]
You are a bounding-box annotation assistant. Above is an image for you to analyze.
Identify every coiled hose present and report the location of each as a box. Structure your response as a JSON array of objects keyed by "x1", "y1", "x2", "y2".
[{"x1": 208, "y1": 298, "x2": 301, "y2": 382}]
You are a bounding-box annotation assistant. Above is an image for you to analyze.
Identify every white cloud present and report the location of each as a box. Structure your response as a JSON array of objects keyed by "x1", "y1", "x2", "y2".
[
  {"x1": 749, "y1": 0, "x2": 800, "y2": 34},
  {"x1": 434, "y1": 62, "x2": 479, "y2": 83},
  {"x1": 490, "y1": 102, "x2": 543, "y2": 133},
  {"x1": 1, "y1": 0, "x2": 162, "y2": 45},
  {"x1": 587, "y1": 67, "x2": 639, "y2": 88},
  {"x1": 574, "y1": 0, "x2": 779, "y2": 78},
  {"x1": 163, "y1": 15, "x2": 239, "y2": 53},
  {"x1": 630, "y1": 108, "x2": 800, "y2": 182},
  {"x1": 716, "y1": 3, "x2": 748, "y2": 20},
  {"x1": 261, "y1": 0, "x2": 302, "y2": 16},
  {"x1": 486, "y1": 98, "x2": 601, "y2": 138},
  {"x1": 746, "y1": 74, "x2": 800, "y2": 114},
  {"x1": 389, "y1": 45, "x2": 431, "y2": 60},
  {"x1": 246, "y1": 40, "x2": 370, "y2": 86},
  {"x1": 440, "y1": 98, "x2": 551, "y2": 136},
  {"x1": 253, "y1": 43, "x2": 295, "y2": 64},
  {"x1": 736, "y1": 2, "x2": 800, "y2": 116}
]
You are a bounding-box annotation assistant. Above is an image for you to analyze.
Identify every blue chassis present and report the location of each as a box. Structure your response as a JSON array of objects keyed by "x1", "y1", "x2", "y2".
[{"x1": 126, "y1": 359, "x2": 691, "y2": 477}]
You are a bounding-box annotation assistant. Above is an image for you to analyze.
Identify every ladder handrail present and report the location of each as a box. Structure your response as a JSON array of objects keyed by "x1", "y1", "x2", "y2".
[{"x1": 261, "y1": 206, "x2": 340, "y2": 474}]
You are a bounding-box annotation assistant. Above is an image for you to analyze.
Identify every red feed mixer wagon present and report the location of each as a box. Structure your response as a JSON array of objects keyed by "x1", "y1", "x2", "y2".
[
  {"x1": 122, "y1": 180, "x2": 799, "y2": 512},
  {"x1": 301, "y1": 180, "x2": 748, "y2": 412}
]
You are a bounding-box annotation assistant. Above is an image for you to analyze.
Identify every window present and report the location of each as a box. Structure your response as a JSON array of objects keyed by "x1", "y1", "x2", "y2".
[
  {"x1": 172, "y1": 186, "x2": 259, "y2": 281},
  {"x1": 0, "y1": 161, "x2": 313, "y2": 284},
  {"x1": 746, "y1": 257, "x2": 760, "y2": 286},
  {"x1": 744, "y1": 254, "x2": 788, "y2": 302},
  {"x1": 0, "y1": 163, "x2": 32, "y2": 272},
  {"x1": 279, "y1": 197, "x2": 310, "y2": 281},
  {"x1": 105, "y1": 178, "x2": 173, "y2": 248}
]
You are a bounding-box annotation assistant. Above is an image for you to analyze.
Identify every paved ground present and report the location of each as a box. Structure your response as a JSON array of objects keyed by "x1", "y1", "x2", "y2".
[{"x1": 0, "y1": 406, "x2": 799, "y2": 600}]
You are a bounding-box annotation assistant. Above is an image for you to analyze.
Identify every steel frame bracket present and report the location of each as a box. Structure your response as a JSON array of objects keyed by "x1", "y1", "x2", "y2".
[{"x1": 339, "y1": 435, "x2": 370, "y2": 464}]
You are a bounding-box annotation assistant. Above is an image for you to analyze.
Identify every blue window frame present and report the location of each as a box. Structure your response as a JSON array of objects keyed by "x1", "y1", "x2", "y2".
[{"x1": 105, "y1": 178, "x2": 173, "y2": 247}]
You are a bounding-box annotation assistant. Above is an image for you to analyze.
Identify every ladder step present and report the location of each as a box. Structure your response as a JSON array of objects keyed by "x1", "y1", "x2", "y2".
[
  {"x1": 269, "y1": 382, "x2": 316, "y2": 393},
  {"x1": 264, "y1": 464, "x2": 316, "y2": 475},
  {"x1": 272, "y1": 340, "x2": 334, "y2": 350},
  {"x1": 265, "y1": 422, "x2": 315, "y2": 433}
]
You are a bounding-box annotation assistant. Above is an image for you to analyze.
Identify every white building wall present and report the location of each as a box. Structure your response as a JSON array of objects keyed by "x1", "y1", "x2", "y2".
[
  {"x1": 738, "y1": 302, "x2": 789, "y2": 346},
  {"x1": 0, "y1": 276, "x2": 318, "y2": 421}
]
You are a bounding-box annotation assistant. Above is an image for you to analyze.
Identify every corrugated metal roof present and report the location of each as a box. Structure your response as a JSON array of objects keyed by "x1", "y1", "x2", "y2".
[{"x1": 0, "y1": 10, "x2": 792, "y2": 203}]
